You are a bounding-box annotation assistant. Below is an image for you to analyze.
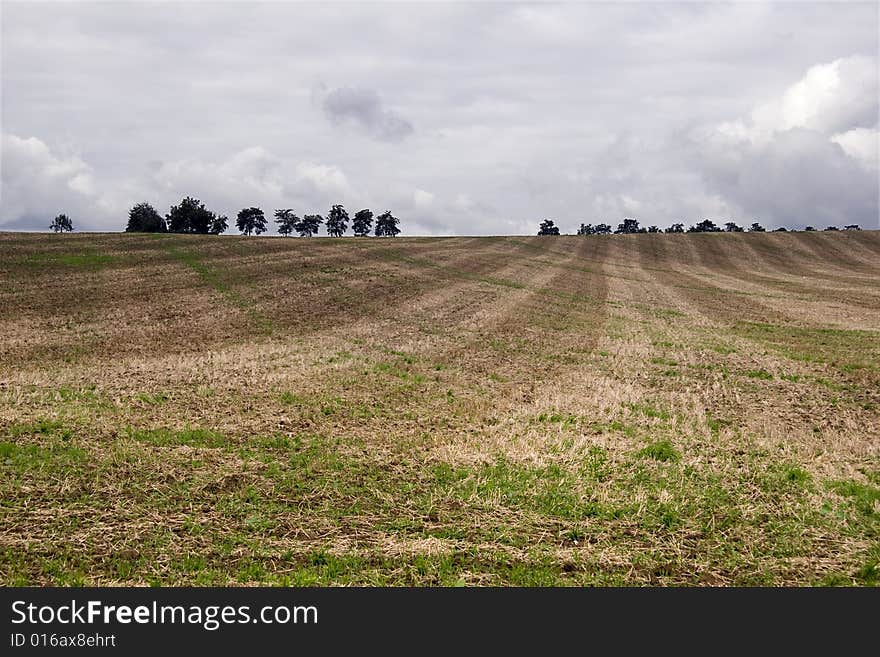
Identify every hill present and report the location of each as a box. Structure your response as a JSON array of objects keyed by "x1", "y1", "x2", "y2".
[{"x1": 1, "y1": 230, "x2": 878, "y2": 585}]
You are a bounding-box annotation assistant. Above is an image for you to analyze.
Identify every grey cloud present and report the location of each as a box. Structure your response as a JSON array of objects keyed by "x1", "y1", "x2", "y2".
[
  {"x1": 693, "y1": 127, "x2": 879, "y2": 229},
  {"x1": 322, "y1": 87, "x2": 414, "y2": 143},
  {"x1": 1, "y1": 3, "x2": 878, "y2": 234}
]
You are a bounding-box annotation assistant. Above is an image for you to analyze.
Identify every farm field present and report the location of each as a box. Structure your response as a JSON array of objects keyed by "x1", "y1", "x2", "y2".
[{"x1": 1, "y1": 230, "x2": 878, "y2": 586}]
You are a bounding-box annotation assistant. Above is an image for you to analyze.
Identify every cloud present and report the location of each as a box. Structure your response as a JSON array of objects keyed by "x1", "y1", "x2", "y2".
[
  {"x1": 321, "y1": 87, "x2": 414, "y2": 142},
  {"x1": 831, "y1": 127, "x2": 880, "y2": 170},
  {"x1": 2, "y1": 3, "x2": 878, "y2": 234},
  {"x1": 693, "y1": 55, "x2": 879, "y2": 228},
  {"x1": 1, "y1": 134, "x2": 100, "y2": 228},
  {"x1": 152, "y1": 146, "x2": 286, "y2": 209},
  {"x1": 718, "y1": 56, "x2": 879, "y2": 143},
  {"x1": 0, "y1": 134, "x2": 365, "y2": 231},
  {"x1": 695, "y1": 127, "x2": 877, "y2": 228}
]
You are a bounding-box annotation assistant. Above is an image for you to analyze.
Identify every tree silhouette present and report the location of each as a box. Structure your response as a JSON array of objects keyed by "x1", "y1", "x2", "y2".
[
  {"x1": 236, "y1": 207, "x2": 267, "y2": 236},
  {"x1": 274, "y1": 209, "x2": 299, "y2": 236},
  {"x1": 665, "y1": 223, "x2": 685, "y2": 233},
  {"x1": 166, "y1": 197, "x2": 218, "y2": 234},
  {"x1": 824, "y1": 226, "x2": 839, "y2": 231},
  {"x1": 773, "y1": 227, "x2": 788, "y2": 232},
  {"x1": 805, "y1": 226, "x2": 816, "y2": 231},
  {"x1": 352, "y1": 209, "x2": 374, "y2": 237},
  {"x1": 326, "y1": 204, "x2": 349, "y2": 237},
  {"x1": 724, "y1": 222, "x2": 743, "y2": 232},
  {"x1": 375, "y1": 211, "x2": 401, "y2": 237},
  {"x1": 749, "y1": 222, "x2": 765, "y2": 232},
  {"x1": 577, "y1": 223, "x2": 594, "y2": 235},
  {"x1": 594, "y1": 223, "x2": 612, "y2": 235},
  {"x1": 537, "y1": 219, "x2": 560, "y2": 236},
  {"x1": 615, "y1": 218, "x2": 640, "y2": 234},
  {"x1": 647, "y1": 225, "x2": 660, "y2": 233},
  {"x1": 210, "y1": 214, "x2": 228, "y2": 235},
  {"x1": 689, "y1": 219, "x2": 721, "y2": 233},
  {"x1": 299, "y1": 214, "x2": 323, "y2": 237},
  {"x1": 50, "y1": 214, "x2": 73, "y2": 233},
  {"x1": 126, "y1": 202, "x2": 166, "y2": 232},
  {"x1": 844, "y1": 224, "x2": 861, "y2": 230}
]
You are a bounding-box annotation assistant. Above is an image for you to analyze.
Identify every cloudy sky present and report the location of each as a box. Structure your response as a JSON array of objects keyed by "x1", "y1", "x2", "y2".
[{"x1": 2, "y1": 1, "x2": 878, "y2": 234}]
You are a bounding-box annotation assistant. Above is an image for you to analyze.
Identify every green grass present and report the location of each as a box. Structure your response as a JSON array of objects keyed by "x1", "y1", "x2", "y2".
[
  {"x1": 745, "y1": 369, "x2": 774, "y2": 380},
  {"x1": 135, "y1": 392, "x2": 169, "y2": 405},
  {"x1": 827, "y1": 479, "x2": 880, "y2": 516},
  {"x1": 628, "y1": 402, "x2": 672, "y2": 421},
  {"x1": 280, "y1": 391, "x2": 306, "y2": 405},
  {"x1": 637, "y1": 440, "x2": 680, "y2": 462},
  {"x1": 126, "y1": 426, "x2": 229, "y2": 448},
  {"x1": 0, "y1": 440, "x2": 88, "y2": 471},
  {"x1": 650, "y1": 356, "x2": 679, "y2": 366},
  {"x1": 735, "y1": 322, "x2": 880, "y2": 375},
  {"x1": 8, "y1": 418, "x2": 65, "y2": 436}
]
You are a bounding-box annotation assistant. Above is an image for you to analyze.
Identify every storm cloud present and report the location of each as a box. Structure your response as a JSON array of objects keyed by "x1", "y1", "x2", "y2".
[{"x1": 1, "y1": 2, "x2": 877, "y2": 234}]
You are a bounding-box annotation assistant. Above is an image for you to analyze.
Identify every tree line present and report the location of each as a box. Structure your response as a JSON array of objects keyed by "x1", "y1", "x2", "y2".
[
  {"x1": 537, "y1": 217, "x2": 862, "y2": 236},
  {"x1": 46, "y1": 208, "x2": 864, "y2": 236},
  {"x1": 123, "y1": 197, "x2": 401, "y2": 237}
]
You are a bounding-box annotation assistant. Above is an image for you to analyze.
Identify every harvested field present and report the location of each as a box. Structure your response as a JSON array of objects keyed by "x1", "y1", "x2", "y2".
[{"x1": 1, "y1": 230, "x2": 878, "y2": 585}]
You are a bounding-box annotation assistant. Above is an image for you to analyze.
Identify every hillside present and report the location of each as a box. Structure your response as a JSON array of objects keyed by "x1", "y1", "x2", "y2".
[{"x1": 1, "y1": 230, "x2": 879, "y2": 585}]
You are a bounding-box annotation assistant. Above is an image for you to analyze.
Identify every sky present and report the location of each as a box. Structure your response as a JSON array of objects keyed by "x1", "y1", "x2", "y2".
[{"x1": 1, "y1": 1, "x2": 878, "y2": 235}]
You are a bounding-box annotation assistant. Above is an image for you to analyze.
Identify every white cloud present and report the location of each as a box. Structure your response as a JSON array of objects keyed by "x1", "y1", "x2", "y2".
[
  {"x1": 413, "y1": 189, "x2": 435, "y2": 209},
  {"x1": 1, "y1": 134, "x2": 99, "y2": 228},
  {"x1": 831, "y1": 127, "x2": 880, "y2": 170},
  {"x1": 691, "y1": 55, "x2": 879, "y2": 228},
  {"x1": 719, "y1": 56, "x2": 879, "y2": 145},
  {"x1": 293, "y1": 163, "x2": 351, "y2": 198}
]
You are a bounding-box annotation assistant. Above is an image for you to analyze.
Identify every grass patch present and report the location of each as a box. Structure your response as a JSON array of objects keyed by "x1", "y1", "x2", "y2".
[
  {"x1": 826, "y1": 479, "x2": 880, "y2": 516},
  {"x1": 650, "y1": 356, "x2": 679, "y2": 366},
  {"x1": 628, "y1": 402, "x2": 671, "y2": 421},
  {"x1": 745, "y1": 369, "x2": 773, "y2": 380},
  {"x1": 638, "y1": 441, "x2": 680, "y2": 462},
  {"x1": 127, "y1": 427, "x2": 229, "y2": 448},
  {"x1": 135, "y1": 392, "x2": 169, "y2": 405},
  {"x1": 279, "y1": 391, "x2": 306, "y2": 405}
]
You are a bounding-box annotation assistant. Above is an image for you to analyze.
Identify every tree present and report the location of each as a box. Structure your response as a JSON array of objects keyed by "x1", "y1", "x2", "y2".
[
  {"x1": 299, "y1": 214, "x2": 323, "y2": 237},
  {"x1": 647, "y1": 225, "x2": 660, "y2": 233},
  {"x1": 665, "y1": 223, "x2": 685, "y2": 234},
  {"x1": 326, "y1": 205, "x2": 349, "y2": 237},
  {"x1": 577, "y1": 223, "x2": 594, "y2": 235},
  {"x1": 844, "y1": 224, "x2": 861, "y2": 230},
  {"x1": 689, "y1": 219, "x2": 721, "y2": 233},
  {"x1": 166, "y1": 196, "x2": 218, "y2": 234},
  {"x1": 773, "y1": 227, "x2": 788, "y2": 232},
  {"x1": 236, "y1": 207, "x2": 267, "y2": 236},
  {"x1": 824, "y1": 226, "x2": 839, "y2": 231},
  {"x1": 615, "y1": 217, "x2": 640, "y2": 234},
  {"x1": 749, "y1": 222, "x2": 765, "y2": 232},
  {"x1": 724, "y1": 222, "x2": 743, "y2": 232},
  {"x1": 210, "y1": 214, "x2": 228, "y2": 235},
  {"x1": 537, "y1": 219, "x2": 560, "y2": 236},
  {"x1": 352, "y1": 209, "x2": 374, "y2": 237},
  {"x1": 594, "y1": 223, "x2": 612, "y2": 235},
  {"x1": 375, "y1": 211, "x2": 401, "y2": 237},
  {"x1": 804, "y1": 226, "x2": 816, "y2": 231},
  {"x1": 50, "y1": 213, "x2": 73, "y2": 233},
  {"x1": 126, "y1": 202, "x2": 166, "y2": 232},
  {"x1": 274, "y1": 209, "x2": 299, "y2": 236}
]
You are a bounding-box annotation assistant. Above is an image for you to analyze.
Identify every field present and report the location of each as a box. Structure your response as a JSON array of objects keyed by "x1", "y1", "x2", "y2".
[{"x1": 1, "y1": 230, "x2": 879, "y2": 586}]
